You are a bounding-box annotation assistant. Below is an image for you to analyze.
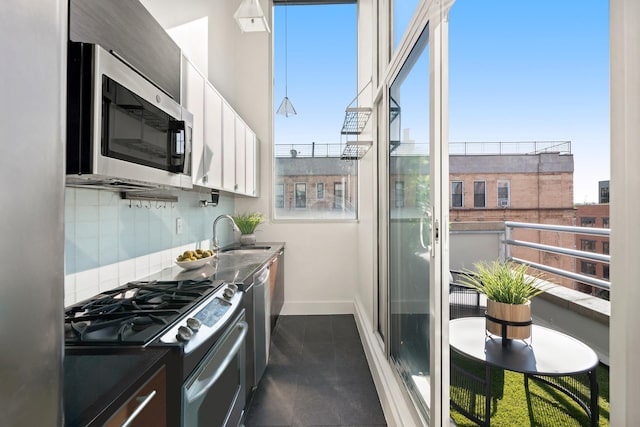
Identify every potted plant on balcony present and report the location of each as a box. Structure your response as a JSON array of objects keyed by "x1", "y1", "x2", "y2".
[
  {"x1": 460, "y1": 260, "x2": 547, "y2": 340},
  {"x1": 231, "y1": 211, "x2": 265, "y2": 246}
]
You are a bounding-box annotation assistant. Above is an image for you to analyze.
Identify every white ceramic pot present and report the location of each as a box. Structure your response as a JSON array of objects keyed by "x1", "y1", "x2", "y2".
[{"x1": 240, "y1": 233, "x2": 256, "y2": 246}]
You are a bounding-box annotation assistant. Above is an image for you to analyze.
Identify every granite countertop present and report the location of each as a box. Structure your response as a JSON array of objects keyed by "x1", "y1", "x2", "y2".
[{"x1": 147, "y1": 242, "x2": 285, "y2": 287}]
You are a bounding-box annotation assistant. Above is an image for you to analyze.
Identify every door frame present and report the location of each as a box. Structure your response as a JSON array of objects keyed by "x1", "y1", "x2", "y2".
[{"x1": 375, "y1": 0, "x2": 450, "y2": 424}]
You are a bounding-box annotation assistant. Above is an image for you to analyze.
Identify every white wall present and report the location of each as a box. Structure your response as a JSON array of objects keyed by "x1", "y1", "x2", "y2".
[{"x1": 610, "y1": 0, "x2": 640, "y2": 424}]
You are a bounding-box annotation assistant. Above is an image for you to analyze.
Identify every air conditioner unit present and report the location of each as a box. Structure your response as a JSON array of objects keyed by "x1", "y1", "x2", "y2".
[{"x1": 499, "y1": 199, "x2": 509, "y2": 208}]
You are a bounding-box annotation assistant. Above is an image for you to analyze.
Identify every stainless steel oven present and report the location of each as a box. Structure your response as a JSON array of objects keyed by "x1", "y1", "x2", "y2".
[
  {"x1": 65, "y1": 278, "x2": 247, "y2": 426},
  {"x1": 182, "y1": 311, "x2": 247, "y2": 427},
  {"x1": 66, "y1": 41, "x2": 193, "y2": 190}
]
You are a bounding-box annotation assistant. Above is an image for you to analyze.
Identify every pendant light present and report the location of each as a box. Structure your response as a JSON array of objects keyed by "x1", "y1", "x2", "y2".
[
  {"x1": 276, "y1": 0, "x2": 297, "y2": 117},
  {"x1": 234, "y1": 0, "x2": 270, "y2": 33}
]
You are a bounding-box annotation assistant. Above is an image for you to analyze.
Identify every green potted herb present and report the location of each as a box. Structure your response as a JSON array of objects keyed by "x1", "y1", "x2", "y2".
[
  {"x1": 460, "y1": 260, "x2": 547, "y2": 339},
  {"x1": 231, "y1": 212, "x2": 265, "y2": 245}
]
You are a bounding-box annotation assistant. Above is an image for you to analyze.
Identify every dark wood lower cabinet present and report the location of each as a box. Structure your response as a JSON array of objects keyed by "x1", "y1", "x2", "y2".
[{"x1": 104, "y1": 365, "x2": 167, "y2": 427}]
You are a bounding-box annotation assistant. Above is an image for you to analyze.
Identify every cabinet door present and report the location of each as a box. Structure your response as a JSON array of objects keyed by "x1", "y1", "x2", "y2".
[
  {"x1": 222, "y1": 102, "x2": 236, "y2": 192},
  {"x1": 246, "y1": 129, "x2": 257, "y2": 197},
  {"x1": 204, "y1": 83, "x2": 223, "y2": 189},
  {"x1": 235, "y1": 117, "x2": 247, "y2": 195},
  {"x1": 182, "y1": 57, "x2": 205, "y2": 186},
  {"x1": 105, "y1": 366, "x2": 167, "y2": 427}
]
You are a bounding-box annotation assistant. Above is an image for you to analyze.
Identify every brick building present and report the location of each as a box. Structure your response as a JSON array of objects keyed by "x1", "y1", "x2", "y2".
[
  {"x1": 447, "y1": 151, "x2": 576, "y2": 287},
  {"x1": 575, "y1": 203, "x2": 610, "y2": 297},
  {"x1": 275, "y1": 143, "x2": 577, "y2": 287}
]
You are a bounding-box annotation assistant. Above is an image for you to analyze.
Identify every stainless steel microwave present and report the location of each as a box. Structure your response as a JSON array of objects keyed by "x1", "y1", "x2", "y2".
[{"x1": 66, "y1": 42, "x2": 192, "y2": 190}]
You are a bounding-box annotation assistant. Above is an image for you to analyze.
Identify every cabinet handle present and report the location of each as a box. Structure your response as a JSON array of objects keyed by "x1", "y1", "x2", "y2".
[{"x1": 120, "y1": 390, "x2": 157, "y2": 427}]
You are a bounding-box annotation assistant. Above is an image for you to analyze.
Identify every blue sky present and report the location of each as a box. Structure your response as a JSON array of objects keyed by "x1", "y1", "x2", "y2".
[{"x1": 274, "y1": 1, "x2": 610, "y2": 203}]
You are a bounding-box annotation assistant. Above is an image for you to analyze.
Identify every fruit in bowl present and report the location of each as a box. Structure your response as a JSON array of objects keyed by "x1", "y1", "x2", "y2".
[
  {"x1": 175, "y1": 249, "x2": 215, "y2": 270},
  {"x1": 176, "y1": 249, "x2": 214, "y2": 262}
]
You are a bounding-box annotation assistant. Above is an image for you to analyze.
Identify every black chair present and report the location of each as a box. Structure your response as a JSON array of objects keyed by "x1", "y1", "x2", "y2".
[{"x1": 449, "y1": 269, "x2": 486, "y2": 319}]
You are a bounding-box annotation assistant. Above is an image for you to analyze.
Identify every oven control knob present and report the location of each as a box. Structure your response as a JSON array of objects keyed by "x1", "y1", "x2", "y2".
[
  {"x1": 223, "y1": 286, "x2": 235, "y2": 299},
  {"x1": 186, "y1": 318, "x2": 201, "y2": 332},
  {"x1": 176, "y1": 325, "x2": 193, "y2": 342}
]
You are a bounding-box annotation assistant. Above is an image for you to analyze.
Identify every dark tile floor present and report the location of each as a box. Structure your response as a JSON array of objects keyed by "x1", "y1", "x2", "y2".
[{"x1": 243, "y1": 314, "x2": 387, "y2": 427}]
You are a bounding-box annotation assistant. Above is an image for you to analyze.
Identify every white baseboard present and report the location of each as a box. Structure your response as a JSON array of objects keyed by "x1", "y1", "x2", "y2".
[
  {"x1": 281, "y1": 300, "x2": 355, "y2": 315},
  {"x1": 353, "y1": 299, "x2": 423, "y2": 427}
]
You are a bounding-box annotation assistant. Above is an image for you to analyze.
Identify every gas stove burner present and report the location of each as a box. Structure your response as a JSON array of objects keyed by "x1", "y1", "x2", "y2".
[{"x1": 64, "y1": 278, "x2": 225, "y2": 345}]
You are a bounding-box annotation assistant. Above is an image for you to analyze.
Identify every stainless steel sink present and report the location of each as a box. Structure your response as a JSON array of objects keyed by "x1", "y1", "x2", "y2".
[{"x1": 220, "y1": 246, "x2": 271, "y2": 255}]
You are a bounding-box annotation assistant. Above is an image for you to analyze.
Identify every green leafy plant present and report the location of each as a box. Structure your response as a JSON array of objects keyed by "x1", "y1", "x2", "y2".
[
  {"x1": 231, "y1": 212, "x2": 265, "y2": 234},
  {"x1": 460, "y1": 260, "x2": 547, "y2": 305}
]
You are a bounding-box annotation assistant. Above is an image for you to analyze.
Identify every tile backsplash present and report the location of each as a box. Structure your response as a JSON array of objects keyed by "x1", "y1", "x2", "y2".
[{"x1": 64, "y1": 187, "x2": 236, "y2": 306}]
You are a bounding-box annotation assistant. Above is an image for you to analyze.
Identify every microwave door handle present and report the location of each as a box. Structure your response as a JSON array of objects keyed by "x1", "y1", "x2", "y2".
[{"x1": 183, "y1": 123, "x2": 192, "y2": 175}]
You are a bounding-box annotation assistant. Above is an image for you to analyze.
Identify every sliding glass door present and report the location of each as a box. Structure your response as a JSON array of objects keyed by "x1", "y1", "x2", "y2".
[
  {"x1": 379, "y1": 1, "x2": 449, "y2": 424},
  {"x1": 388, "y1": 25, "x2": 433, "y2": 419}
]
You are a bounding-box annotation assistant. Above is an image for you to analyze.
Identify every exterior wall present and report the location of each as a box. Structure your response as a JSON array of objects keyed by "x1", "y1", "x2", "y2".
[{"x1": 575, "y1": 204, "x2": 610, "y2": 296}]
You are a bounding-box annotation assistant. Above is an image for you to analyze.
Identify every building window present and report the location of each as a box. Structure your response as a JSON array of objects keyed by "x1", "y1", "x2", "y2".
[
  {"x1": 497, "y1": 180, "x2": 510, "y2": 208},
  {"x1": 603, "y1": 241, "x2": 609, "y2": 255},
  {"x1": 295, "y1": 183, "x2": 307, "y2": 208},
  {"x1": 395, "y1": 181, "x2": 405, "y2": 208},
  {"x1": 333, "y1": 182, "x2": 345, "y2": 209},
  {"x1": 275, "y1": 184, "x2": 285, "y2": 208},
  {"x1": 316, "y1": 182, "x2": 325, "y2": 200},
  {"x1": 451, "y1": 181, "x2": 463, "y2": 208},
  {"x1": 581, "y1": 261, "x2": 597, "y2": 276},
  {"x1": 600, "y1": 184, "x2": 609, "y2": 203},
  {"x1": 603, "y1": 265, "x2": 610, "y2": 280},
  {"x1": 580, "y1": 217, "x2": 597, "y2": 227},
  {"x1": 603, "y1": 217, "x2": 609, "y2": 228},
  {"x1": 581, "y1": 239, "x2": 596, "y2": 252},
  {"x1": 473, "y1": 181, "x2": 486, "y2": 208}
]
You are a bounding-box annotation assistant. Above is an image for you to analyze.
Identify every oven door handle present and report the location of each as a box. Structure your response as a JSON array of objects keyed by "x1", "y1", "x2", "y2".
[{"x1": 185, "y1": 320, "x2": 248, "y2": 405}]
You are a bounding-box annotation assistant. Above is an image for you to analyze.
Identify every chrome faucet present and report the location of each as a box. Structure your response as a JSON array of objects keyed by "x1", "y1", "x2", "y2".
[{"x1": 212, "y1": 214, "x2": 239, "y2": 253}]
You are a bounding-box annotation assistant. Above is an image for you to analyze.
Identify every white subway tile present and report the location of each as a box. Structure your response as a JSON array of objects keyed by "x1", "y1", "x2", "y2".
[
  {"x1": 99, "y1": 278, "x2": 119, "y2": 292},
  {"x1": 75, "y1": 268, "x2": 100, "y2": 299},
  {"x1": 64, "y1": 274, "x2": 76, "y2": 307},
  {"x1": 135, "y1": 255, "x2": 150, "y2": 279},
  {"x1": 119, "y1": 259, "x2": 136, "y2": 284}
]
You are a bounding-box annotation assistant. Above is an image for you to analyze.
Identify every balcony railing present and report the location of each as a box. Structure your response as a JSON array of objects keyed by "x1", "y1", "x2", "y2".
[
  {"x1": 504, "y1": 221, "x2": 610, "y2": 292},
  {"x1": 450, "y1": 140, "x2": 572, "y2": 156}
]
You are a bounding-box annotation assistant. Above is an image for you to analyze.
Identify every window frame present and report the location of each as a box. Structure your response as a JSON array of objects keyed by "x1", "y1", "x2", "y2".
[
  {"x1": 451, "y1": 180, "x2": 463, "y2": 208},
  {"x1": 294, "y1": 182, "x2": 307, "y2": 209},
  {"x1": 581, "y1": 239, "x2": 597, "y2": 252},
  {"x1": 473, "y1": 180, "x2": 486, "y2": 208},
  {"x1": 581, "y1": 261, "x2": 597, "y2": 276},
  {"x1": 316, "y1": 182, "x2": 325, "y2": 200},
  {"x1": 333, "y1": 181, "x2": 345, "y2": 209},
  {"x1": 580, "y1": 217, "x2": 597, "y2": 227},
  {"x1": 497, "y1": 179, "x2": 510, "y2": 208}
]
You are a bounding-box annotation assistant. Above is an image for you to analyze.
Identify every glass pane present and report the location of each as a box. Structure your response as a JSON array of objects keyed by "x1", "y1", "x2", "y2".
[
  {"x1": 388, "y1": 25, "x2": 430, "y2": 417},
  {"x1": 393, "y1": 0, "x2": 421, "y2": 51},
  {"x1": 273, "y1": 3, "x2": 358, "y2": 220}
]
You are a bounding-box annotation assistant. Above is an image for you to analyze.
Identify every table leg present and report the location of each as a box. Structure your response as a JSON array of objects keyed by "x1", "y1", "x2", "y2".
[{"x1": 589, "y1": 368, "x2": 599, "y2": 427}]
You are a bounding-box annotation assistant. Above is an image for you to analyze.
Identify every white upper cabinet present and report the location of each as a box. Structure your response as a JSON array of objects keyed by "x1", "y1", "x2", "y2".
[
  {"x1": 245, "y1": 128, "x2": 257, "y2": 197},
  {"x1": 181, "y1": 53, "x2": 258, "y2": 196},
  {"x1": 181, "y1": 56, "x2": 205, "y2": 186},
  {"x1": 235, "y1": 116, "x2": 247, "y2": 195},
  {"x1": 221, "y1": 101, "x2": 236, "y2": 193},
  {"x1": 203, "y1": 82, "x2": 223, "y2": 189}
]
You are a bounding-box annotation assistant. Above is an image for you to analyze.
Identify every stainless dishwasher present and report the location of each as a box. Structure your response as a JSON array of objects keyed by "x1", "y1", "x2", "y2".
[{"x1": 243, "y1": 265, "x2": 270, "y2": 395}]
